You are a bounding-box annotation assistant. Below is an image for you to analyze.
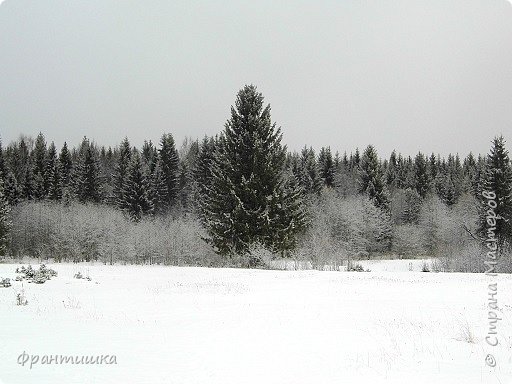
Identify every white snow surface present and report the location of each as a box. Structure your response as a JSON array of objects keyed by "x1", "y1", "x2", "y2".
[{"x1": 0, "y1": 262, "x2": 511, "y2": 384}]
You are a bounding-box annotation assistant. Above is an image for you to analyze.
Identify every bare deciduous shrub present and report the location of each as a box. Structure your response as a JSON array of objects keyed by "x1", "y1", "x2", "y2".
[
  {"x1": 436, "y1": 244, "x2": 512, "y2": 274},
  {"x1": 439, "y1": 243, "x2": 483, "y2": 273},
  {"x1": 62, "y1": 297, "x2": 81, "y2": 309},
  {"x1": 297, "y1": 190, "x2": 391, "y2": 270},
  {"x1": 455, "y1": 319, "x2": 476, "y2": 344},
  {"x1": 496, "y1": 250, "x2": 512, "y2": 273},
  {"x1": 16, "y1": 287, "x2": 28, "y2": 306},
  {"x1": 7, "y1": 193, "x2": 499, "y2": 273},
  {"x1": 9, "y1": 201, "x2": 222, "y2": 267},
  {"x1": 430, "y1": 258, "x2": 446, "y2": 273},
  {"x1": 393, "y1": 224, "x2": 425, "y2": 258},
  {"x1": 73, "y1": 269, "x2": 92, "y2": 280}
]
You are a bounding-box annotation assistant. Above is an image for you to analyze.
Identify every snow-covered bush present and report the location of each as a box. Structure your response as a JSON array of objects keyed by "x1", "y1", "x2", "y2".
[
  {"x1": 7, "y1": 192, "x2": 485, "y2": 270},
  {"x1": 31, "y1": 271, "x2": 48, "y2": 284},
  {"x1": 418, "y1": 195, "x2": 454, "y2": 255},
  {"x1": 16, "y1": 265, "x2": 35, "y2": 279},
  {"x1": 297, "y1": 191, "x2": 392, "y2": 269},
  {"x1": 15, "y1": 264, "x2": 57, "y2": 283},
  {"x1": 9, "y1": 201, "x2": 221, "y2": 266}
]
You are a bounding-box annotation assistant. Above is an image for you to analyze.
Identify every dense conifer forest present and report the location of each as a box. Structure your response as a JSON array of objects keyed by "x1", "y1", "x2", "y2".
[{"x1": 1, "y1": 85, "x2": 511, "y2": 271}]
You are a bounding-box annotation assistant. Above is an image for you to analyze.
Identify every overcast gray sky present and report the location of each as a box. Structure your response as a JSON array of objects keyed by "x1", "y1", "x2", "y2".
[{"x1": 1, "y1": 0, "x2": 511, "y2": 157}]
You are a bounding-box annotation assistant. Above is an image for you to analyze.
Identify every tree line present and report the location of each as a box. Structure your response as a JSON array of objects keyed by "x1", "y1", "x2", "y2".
[{"x1": 0, "y1": 85, "x2": 511, "y2": 266}]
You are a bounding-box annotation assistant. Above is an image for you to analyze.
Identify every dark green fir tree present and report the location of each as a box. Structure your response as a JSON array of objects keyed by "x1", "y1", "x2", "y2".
[
  {"x1": 478, "y1": 136, "x2": 512, "y2": 251},
  {"x1": 120, "y1": 153, "x2": 153, "y2": 222},
  {"x1": 159, "y1": 133, "x2": 180, "y2": 210},
  {"x1": 113, "y1": 138, "x2": 132, "y2": 207},
  {"x1": 359, "y1": 145, "x2": 389, "y2": 210},
  {"x1": 201, "y1": 85, "x2": 307, "y2": 260},
  {"x1": 0, "y1": 181, "x2": 11, "y2": 257}
]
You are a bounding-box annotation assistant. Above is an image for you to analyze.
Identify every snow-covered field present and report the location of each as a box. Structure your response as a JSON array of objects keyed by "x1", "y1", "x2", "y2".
[{"x1": 0, "y1": 262, "x2": 511, "y2": 384}]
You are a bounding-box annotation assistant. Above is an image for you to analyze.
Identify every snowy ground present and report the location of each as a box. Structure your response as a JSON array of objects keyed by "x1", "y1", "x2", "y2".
[{"x1": 0, "y1": 262, "x2": 511, "y2": 384}]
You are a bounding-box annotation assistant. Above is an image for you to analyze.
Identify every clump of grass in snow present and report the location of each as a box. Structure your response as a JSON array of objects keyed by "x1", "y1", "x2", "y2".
[
  {"x1": 74, "y1": 269, "x2": 92, "y2": 281},
  {"x1": 455, "y1": 320, "x2": 476, "y2": 344},
  {"x1": 63, "y1": 297, "x2": 81, "y2": 309},
  {"x1": 16, "y1": 286, "x2": 28, "y2": 306}
]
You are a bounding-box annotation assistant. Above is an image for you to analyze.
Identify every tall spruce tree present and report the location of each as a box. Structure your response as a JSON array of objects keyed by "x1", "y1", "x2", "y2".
[
  {"x1": 334, "y1": 151, "x2": 341, "y2": 169},
  {"x1": 120, "y1": 152, "x2": 153, "y2": 222},
  {"x1": 318, "y1": 146, "x2": 335, "y2": 188},
  {"x1": 59, "y1": 142, "x2": 73, "y2": 187},
  {"x1": 342, "y1": 151, "x2": 349, "y2": 167},
  {"x1": 147, "y1": 158, "x2": 169, "y2": 214},
  {"x1": 385, "y1": 150, "x2": 398, "y2": 188},
  {"x1": 46, "y1": 142, "x2": 62, "y2": 200},
  {"x1": 478, "y1": 136, "x2": 512, "y2": 250},
  {"x1": 436, "y1": 172, "x2": 457, "y2": 206},
  {"x1": 404, "y1": 156, "x2": 416, "y2": 190},
  {"x1": 0, "y1": 138, "x2": 6, "y2": 182},
  {"x1": 175, "y1": 138, "x2": 199, "y2": 210},
  {"x1": 99, "y1": 146, "x2": 115, "y2": 195},
  {"x1": 351, "y1": 148, "x2": 360, "y2": 170},
  {"x1": 359, "y1": 145, "x2": 389, "y2": 210},
  {"x1": 202, "y1": 85, "x2": 307, "y2": 258},
  {"x1": 3, "y1": 171, "x2": 21, "y2": 206},
  {"x1": 32, "y1": 133, "x2": 47, "y2": 174},
  {"x1": 113, "y1": 138, "x2": 132, "y2": 207},
  {"x1": 434, "y1": 154, "x2": 462, "y2": 206},
  {"x1": 473, "y1": 155, "x2": 486, "y2": 198},
  {"x1": 159, "y1": 133, "x2": 179, "y2": 210},
  {"x1": 286, "y1": 151, "x2": 299, "y2": 175},
  {"x1": 194, "y1": 136, "x2": 216, "y2": 211},
  {"x1": 298, "y1": 146, "x2": 322, "y2": 195},
  {"x1": 463, "y1": 152, "x2": 478, "y2": 195},
  {"x1": 414, "y1": 152, "x2": 430, "y2": 198},
  {"x1": 448, "y1": 154, "x2": 464, "y2": 203},
  {"x1": 32, "y1": 132, "x2": 48, "y2": 198},
  {"x1": 0, "y1": 181, "x2": 11, "y2": 256},
  {"x1": 141, "y1": 140, "x2": 157, "y2": 170},
  {"x1": 428, "y1": 153, "x2": 438, "y2": 182},
  {"x1": 17, "y1": 138, "x2": 30, "y2": 185},
  {"x1": 75, "y1": 138, "x2": 103, "y2": 203}
]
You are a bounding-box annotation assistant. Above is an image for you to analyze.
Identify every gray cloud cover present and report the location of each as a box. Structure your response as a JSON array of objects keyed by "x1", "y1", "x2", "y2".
[{"x1": 1, "y1": 0, "x2": 511, "y2": 156}]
